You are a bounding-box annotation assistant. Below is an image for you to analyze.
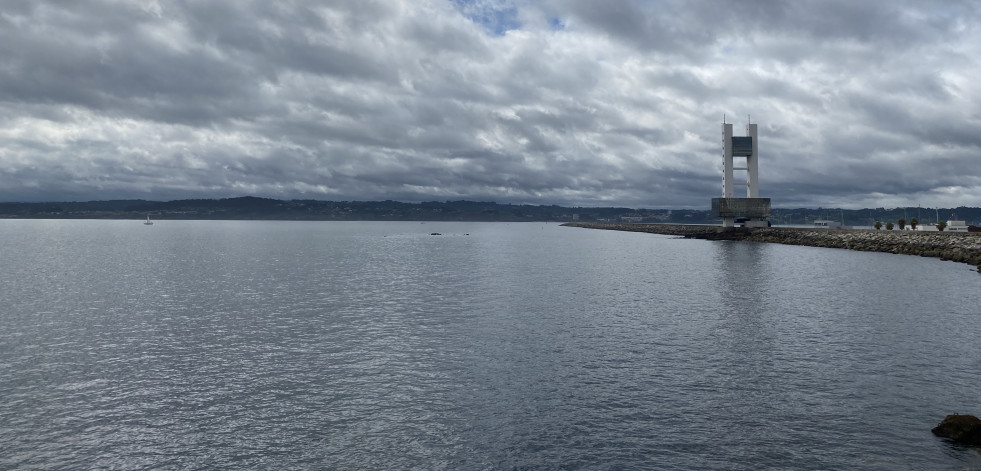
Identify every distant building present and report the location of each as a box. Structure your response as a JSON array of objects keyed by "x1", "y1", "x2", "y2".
[
  {"x1": 947, "y1": 220, "x2": 969, "y2": 232},
  {"x1": 812, "y1": 220, "x2": 842, "y2": 229},
  {"x1": 914, "y1": 220, "x2": 968, "y2": 231}
]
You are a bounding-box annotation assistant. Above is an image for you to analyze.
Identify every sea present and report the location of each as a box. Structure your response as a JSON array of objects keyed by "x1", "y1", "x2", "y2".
[{"x1": 2, "y1": 219, "x2": 980, "y2": 470}]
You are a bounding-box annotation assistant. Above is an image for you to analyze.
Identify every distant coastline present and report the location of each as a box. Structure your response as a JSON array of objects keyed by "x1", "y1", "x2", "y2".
[
  {"x1": 563, "y1": 222, "x2": 981, "y2": 272},
  {"x1": 1, "y1": 196, "x2": 980, "y2": 226},
  {"x1": 0, "y1": 196, "x2": 698, "y2": 223}
]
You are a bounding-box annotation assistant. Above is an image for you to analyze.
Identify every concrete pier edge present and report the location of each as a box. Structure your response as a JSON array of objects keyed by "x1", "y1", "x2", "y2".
[{"x1": 562, "y1": 222, "x2": 981, "y2": 273}]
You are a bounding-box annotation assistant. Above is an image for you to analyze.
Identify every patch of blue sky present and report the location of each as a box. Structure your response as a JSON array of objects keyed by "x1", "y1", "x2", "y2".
[{"x1": 449, "y1": 0, "x2": 521, "y2": 35}]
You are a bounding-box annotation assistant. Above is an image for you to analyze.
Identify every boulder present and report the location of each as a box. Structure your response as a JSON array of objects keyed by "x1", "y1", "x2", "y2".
[{"x1": 932, "y1": 414, "x2": 981, "y2": 446}]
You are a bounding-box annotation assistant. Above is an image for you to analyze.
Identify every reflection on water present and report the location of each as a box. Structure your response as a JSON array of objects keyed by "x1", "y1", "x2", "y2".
[{"x1": 713, "y1": 239, "x2": 773, "y2": 315}]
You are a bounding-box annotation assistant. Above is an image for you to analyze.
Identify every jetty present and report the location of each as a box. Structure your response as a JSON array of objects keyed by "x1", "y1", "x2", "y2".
[{"x1": 562, "y1": 222, "x2": 981, "y2": 272}]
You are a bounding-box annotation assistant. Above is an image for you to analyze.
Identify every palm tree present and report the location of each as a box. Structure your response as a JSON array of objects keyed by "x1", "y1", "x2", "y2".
[
  {"x1": 910, "y1": 218, "x2": 918, "y2": 230},
  {"x1": 874, "y1": 221, "x2": 882, "y2": 230},
  {"x1": 937, "y1": 221, "x2": 947, "y2": 231},
  {"x1": 898, "y1": 218, "x2": 906, "y2": 230},
  {"x1": 886, "y1": 222, "x2": 894, "y2": 230}
]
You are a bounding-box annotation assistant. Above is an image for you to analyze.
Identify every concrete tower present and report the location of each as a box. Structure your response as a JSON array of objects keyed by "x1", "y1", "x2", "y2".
[{"x1": 712, "y1": 118, "x2": 770, "y2": 227}]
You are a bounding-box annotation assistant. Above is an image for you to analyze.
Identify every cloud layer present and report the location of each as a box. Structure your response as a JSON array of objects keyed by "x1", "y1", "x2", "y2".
[{"x1": 2, "y1": 0, "x2": 980, "y2": 208}]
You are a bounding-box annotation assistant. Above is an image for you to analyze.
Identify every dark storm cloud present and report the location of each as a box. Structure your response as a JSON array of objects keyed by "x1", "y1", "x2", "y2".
[{"x1": 1, "y1": 0, "x2": 981, "y2": 208}]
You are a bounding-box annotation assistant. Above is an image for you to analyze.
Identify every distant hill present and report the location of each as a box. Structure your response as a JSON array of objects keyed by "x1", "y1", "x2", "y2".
[
  {"x1": 0, "y1": 197, "x2": 978, "y2": 225},
  {"x1": 0, "y1": 197, "x2": 705, "y2": 223}
]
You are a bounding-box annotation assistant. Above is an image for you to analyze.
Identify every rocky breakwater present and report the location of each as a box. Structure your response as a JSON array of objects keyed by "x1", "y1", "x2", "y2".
[
  {"x1": 742, "y1": 227, "x2": 981, "y2": 271},
  {"x1": 562, "y1": 222, "x2": 981, "y2": 272},
  {"x1": 561, "y1": 222, "x2": 730, "y2": 238}
]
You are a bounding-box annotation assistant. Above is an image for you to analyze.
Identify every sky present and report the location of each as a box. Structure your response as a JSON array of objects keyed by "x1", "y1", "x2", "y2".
[{"x1": 2, "y1": 0, "x2": 981, "y2": 209}]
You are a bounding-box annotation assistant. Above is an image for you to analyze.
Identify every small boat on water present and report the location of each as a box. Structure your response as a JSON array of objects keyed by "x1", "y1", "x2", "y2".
[{"x1": 144, "y1": 215, "x2": 153, "y2": 225}]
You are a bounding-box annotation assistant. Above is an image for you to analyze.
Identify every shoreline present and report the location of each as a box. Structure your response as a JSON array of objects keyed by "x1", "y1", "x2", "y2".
[{"x1": 562, "y1": 222, "x2": 981, "y2": 272}]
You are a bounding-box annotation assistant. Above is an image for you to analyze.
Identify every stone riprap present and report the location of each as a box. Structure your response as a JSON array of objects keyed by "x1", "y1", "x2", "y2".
[{"x1": 562, "y1": 222, "x2": 981, "y2": 272}]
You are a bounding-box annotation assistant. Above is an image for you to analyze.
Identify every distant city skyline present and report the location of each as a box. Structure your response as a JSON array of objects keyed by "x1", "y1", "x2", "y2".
[{"x1": 2, "y1": 1, "x2": 980, "y2": 209}]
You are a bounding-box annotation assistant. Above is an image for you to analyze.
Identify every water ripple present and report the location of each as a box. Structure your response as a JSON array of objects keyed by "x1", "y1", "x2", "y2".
[{"x1": 2, "y1": 221, "x2": 981, "y2": 469}]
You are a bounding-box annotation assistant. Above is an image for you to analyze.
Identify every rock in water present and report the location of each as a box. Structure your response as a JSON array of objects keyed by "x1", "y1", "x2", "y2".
[{"x1": 932, "y1": 415, "x2": 981, "y2": 446}]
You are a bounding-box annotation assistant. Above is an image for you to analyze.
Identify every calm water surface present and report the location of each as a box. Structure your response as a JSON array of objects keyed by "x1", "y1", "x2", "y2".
[{"x1": 1, "y1": 220, "x2": 980, "y2": 470}]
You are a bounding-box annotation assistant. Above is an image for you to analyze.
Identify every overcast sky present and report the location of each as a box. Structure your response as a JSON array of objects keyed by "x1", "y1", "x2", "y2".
[{"x1": 2, "y1": 1, "x2": 980, "y2": 208}]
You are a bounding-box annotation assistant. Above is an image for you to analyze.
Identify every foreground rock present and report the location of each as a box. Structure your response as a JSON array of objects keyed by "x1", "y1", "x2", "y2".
[
  {"x1": 932, "y1": 415, "x2": 981, "y2": 446},
  {"x1": 562, "y1": 223, "x2": 981, "y2": 272}
]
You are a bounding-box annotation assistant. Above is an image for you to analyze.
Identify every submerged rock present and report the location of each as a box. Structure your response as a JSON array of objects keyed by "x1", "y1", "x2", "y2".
[{"x1": 932, "y1": 414, "x2": 981, "y2": 446}]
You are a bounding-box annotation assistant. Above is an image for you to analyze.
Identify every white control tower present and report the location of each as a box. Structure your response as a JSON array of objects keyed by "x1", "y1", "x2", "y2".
[
  {"x1": 722, "y1": 122, "x2": 758, "y2": 199},
  {"x1": 711, "y1": 118, "x2": 770, "y2": 227}
]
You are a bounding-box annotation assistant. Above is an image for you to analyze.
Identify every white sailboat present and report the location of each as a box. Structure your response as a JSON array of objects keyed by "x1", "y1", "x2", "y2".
[{"x1": 144, "y1": 214, "x2": 153, "y2": 225}]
